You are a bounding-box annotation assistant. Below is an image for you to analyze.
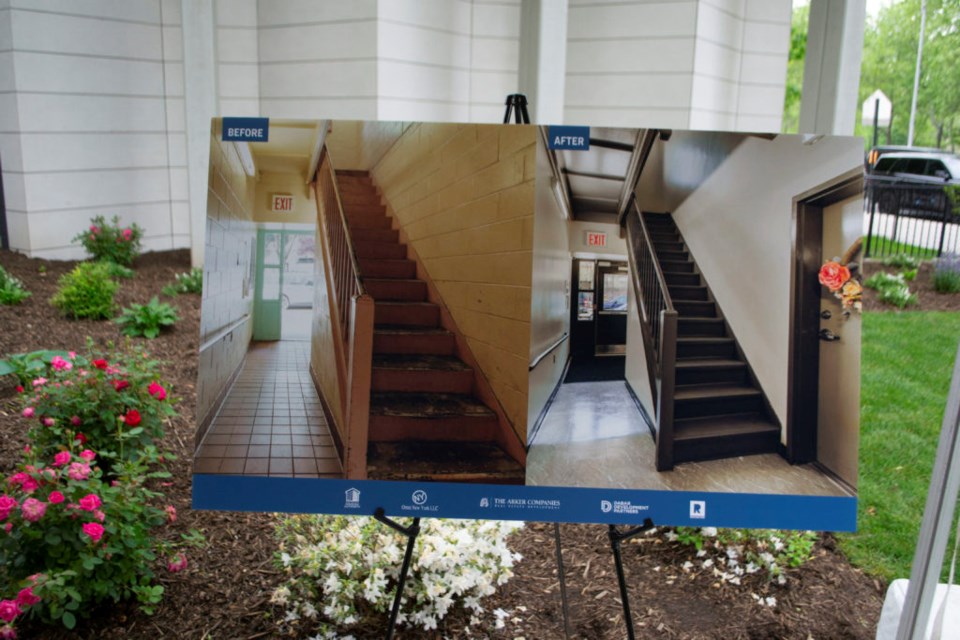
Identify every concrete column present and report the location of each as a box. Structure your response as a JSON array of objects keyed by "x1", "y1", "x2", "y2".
[
  {"x1": 798, "y1": 0, "x2": 866, "y2": 135},
  {"x1": 181, "y1": 0, "x2": 218, "y2": 267},
  {"x1": 518, "y1": 0, "x2": 568, "y2": 124}
]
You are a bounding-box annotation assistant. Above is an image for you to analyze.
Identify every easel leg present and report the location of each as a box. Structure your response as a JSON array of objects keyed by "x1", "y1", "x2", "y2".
[
  {"x1": 553, "y1": 522, "x2": 574, "y2": 638},
  {"x1": 607, "y1": 519, "x2": 654, "y2": 640},
  {"x1": 374, "y1": 508, "x2": 422, "y2": 640}
]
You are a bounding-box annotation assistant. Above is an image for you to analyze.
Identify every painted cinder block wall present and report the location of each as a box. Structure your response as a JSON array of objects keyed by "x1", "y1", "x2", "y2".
[
  {"x1": 370, "y1": 122, "x2": 536, "y2": 440},
  {"x1": 196, "y1": 123, "x2": 257, "y2": 441}
]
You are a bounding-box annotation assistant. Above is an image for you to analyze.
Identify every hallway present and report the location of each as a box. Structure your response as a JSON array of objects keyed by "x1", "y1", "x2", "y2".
[
  {"x1": 526, "y1": 381, "x2": 850, "y2": 497},
  {"x1": 194, "y1": 341, "x2": 342, "y2": 478}
]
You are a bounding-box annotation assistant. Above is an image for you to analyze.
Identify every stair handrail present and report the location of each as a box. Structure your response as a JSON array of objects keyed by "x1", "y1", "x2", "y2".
[
  {"x1": 314, "y1": 146, "x2": 374, "y2": 479},
  {"x1": 624, "y1": 203, "x2": 677, "y2": 470}
]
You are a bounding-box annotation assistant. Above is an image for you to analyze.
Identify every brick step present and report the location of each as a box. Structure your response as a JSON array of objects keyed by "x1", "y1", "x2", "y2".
[
  {"x1": 367, "y1": 440, "x2": 524, "y2": 484},
  {"x1": 673, "y1": 384, "x2": 763, "y2": 420},
  {"x1": 677, "y1": 317, "x2": 726, "y2": 337},
  {"x1": 675, "y1": 358, "x2": 747, "y2": 386},
  {"x1": 351, "y1": 227, "x2": 398, "y2": 244},
  {"x1": 360, "y1": 258, "x2": 417, "y2": 279},
  {"x1": 371, "y1": 355, "x2": 473, "y2": 394},
  {"x1": 365, "y1": 278, "x2": 427, "y2": 302},
  {"x1": 355, "y1": 241, "x2": 407, "y2": 260},
  {"x1": 374, "y1": 301, "x2": 440, "y2": 327},
  {"x1": 672, "y1": 413, "x2": 780, "y2": 464},
  {"x1": 373, "y1": 326, "x2": 456, "y2": 355}
]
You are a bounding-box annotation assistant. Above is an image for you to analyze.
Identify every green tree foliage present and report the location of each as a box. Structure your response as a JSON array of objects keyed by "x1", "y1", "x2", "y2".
[
  {"x1": 782, "y1": 3, "x2": 809, "y2": 134},
  {"x1": 857, "y1": 0, "x2": 960, "y2": 151}
]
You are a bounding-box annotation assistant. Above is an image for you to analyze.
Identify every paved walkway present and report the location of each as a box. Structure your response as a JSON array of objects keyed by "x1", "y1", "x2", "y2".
[{"x1": 194, "y1": 341, "x2": 342, "y2": 478}]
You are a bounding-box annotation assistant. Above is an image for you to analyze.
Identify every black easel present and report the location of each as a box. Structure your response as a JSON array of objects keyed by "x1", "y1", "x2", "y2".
[
  {"x1": 503, "y1": 93, "x2": 530, "y2": 124},
  {"x1": 608, "y1": 519, "x2": 655, "y2": 640},
  {"x1": 374, "y1": 507, "x2": 421, "y2": 640}
]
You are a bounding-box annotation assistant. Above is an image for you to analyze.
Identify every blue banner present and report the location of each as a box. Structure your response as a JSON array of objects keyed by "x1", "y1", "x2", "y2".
[
  {"x1": 547, "y1": 125, "x2": 590, "y2": 150},
  {"x1": 193, "y1": 474, "x2": 857, "y2": 531},
  {"x1": 222, "y1": 117, "x2": 269, "y2": 142}
]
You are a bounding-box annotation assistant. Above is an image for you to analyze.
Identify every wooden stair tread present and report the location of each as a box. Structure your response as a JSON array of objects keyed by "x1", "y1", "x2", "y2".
[
  {"x1": 376, "y1": 300, "x2": 437, "y2": 308},
  {"x1": 673, "y1": 413, "x2": 779, "y2": 441},
  {"x1": 370, "y1": 392, "x2": 495, "y2": 418},
  {"x1": 675, "y1": 358, "x2": 746, "y2": 369},
  {"x1": 374, "y1": 326, "x2": 453, "y2": 336},
  {"x1": 674, "y1": 384, "x2": 762, "y2": 401},
  {"x1": 372, "y1": 354, "x2": 470, "y2": 371},
  {"x1": 367, "y1": 441, "x2": 524, "y2": 483},
  {"x1": 677, "y1": 336, "x2": 734, "y2": 345}
]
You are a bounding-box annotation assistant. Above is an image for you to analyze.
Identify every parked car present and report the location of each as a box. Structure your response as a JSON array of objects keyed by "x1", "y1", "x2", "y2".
[
  {"x1": 867, "y1": 150, "x2": 960, "y2": 216},
  {"x1": 282, "y1": 271, "x2": 314, "y2": 309}
]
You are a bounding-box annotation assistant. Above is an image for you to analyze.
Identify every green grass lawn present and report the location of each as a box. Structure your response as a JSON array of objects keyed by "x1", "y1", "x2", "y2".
[
  {"x1": 865, "y1": 235, "x2": 941, "y2": 260},
  {"x1": 839, "y1": 311, "x2": 960, "y2": 581}
]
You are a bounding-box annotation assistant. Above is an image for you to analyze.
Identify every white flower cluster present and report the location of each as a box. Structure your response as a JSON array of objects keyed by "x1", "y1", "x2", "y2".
[{"x1": 271, "y1": 515, "x2": 524, "y2": 636}]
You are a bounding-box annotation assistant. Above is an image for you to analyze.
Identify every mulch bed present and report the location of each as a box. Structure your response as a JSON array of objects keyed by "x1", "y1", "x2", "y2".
[
  {"x1": 862, "y1": 259, "x2": 960, "y2": 312},
  {"x1": 0, "y1": 249, "x2": 911, "y2": 638}
]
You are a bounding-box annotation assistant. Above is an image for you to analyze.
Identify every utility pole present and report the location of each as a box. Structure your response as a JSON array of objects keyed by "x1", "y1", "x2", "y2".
[{"x1": 907, "y1": 0, "x2": 927, "y2": 146}]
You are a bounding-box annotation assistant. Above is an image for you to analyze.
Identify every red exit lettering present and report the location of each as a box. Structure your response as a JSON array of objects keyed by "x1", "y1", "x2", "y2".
[{"x1": 587, "y1": 232, "x2": 606, "y2": 247}]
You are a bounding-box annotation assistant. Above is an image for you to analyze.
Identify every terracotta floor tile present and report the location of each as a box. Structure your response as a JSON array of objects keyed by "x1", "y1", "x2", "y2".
[
  {"x1": 250, "y1": 434, "x2": 271, "y2": 445},
  {"x1": 196, "y1": 444, "x2": 226, "y2": 458},
  {"x1": 271, "y1": 444, "x2": 292, "y2": 458},
  {"x1": 224, "y1": 445, "x2": 249, "y2": 458},
  {"x1": 269, "y1": 458, "x2": 293, "y2": 475},
  {"x1": 294, "y1": 458, "x2": 318, "y2": 474},
  {"x1": 292, "y1": 445, "x2": 314, "y2": 458},
  {"x1": 244, "y1": 458, "x2": 269, "y2": 475},
  {"x1": 220, "y1": 459, "x2": 245, "y2": 474},
  {"x1": 247, "y1": 444, "x2": 270, "y2": 457},
  {"x1": 228, "y1": 434, "x2": 251, "y2": 445},
  {"x1": 194, "y1": 458, "x2": 221, "y2": 473}
]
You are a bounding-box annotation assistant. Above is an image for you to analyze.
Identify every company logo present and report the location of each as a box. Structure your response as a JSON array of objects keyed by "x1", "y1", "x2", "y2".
[
  {"x1": 690, "y1": 500, "x2": 706, "y2": 519},
  {"x1": 479, "y1": 498, "x2": 489, "y2": 508},
  {"x1": 412, "y1": 490, "x2": 428, "y2": 506},
  {"x1": 600, "y1": 500, "x2": 613, "y2": 513},
  {"x1": 344, "y1": 488, "x2": 361, "y2": 509}
]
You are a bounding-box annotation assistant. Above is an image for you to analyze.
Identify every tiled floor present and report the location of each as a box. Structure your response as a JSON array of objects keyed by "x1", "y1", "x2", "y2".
[
  {"x1": 194, "y1": 341, "x2": 342, "y2": 478},
  {"x1": 527, "y1": 381, "x2": 851, "y2": 497}
]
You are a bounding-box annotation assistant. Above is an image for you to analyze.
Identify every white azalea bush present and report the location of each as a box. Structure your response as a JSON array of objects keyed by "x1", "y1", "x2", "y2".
[{"x1": 271, "y1": 515, "x2": 523, "y2": 636}]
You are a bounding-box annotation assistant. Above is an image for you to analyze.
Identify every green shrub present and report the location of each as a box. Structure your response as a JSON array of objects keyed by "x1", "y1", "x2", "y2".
[
  {"x1": 0, "y1": 265, "x2": 30, "y2": 305},
  {"x1": 933, "y1": 254, "x2": 960, "y2": 294},
  {"x1": 16, "y1": 342, "x2": 175, "y2": 461},
  {"x1": 115, "y1": 297, "x2": 178, "y2": 339},
  {"x1": 161, "y1": 268, "x2": 202, "y2": 296},
  {"x1": 73, "y1": 215, "x2": 143, "y2": 266},
  {"x1": 101, "y1": 262, "x2": 135, "y2": 280},
  {"x1": 0, "y1": 448, "x2": 201, "y2": 635},
  {"x1": 50, "y1": 262, "x2": 119, "y2": 319},
  {"x1": 881, "y1": 253, "x2": 922, "y2": 270},
  {"x1": 865, "y1": 272, "x2": 917, "y2": 308}
]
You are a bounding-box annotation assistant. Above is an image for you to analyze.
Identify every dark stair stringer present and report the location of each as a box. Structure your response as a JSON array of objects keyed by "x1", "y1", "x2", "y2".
[
  {"x1": 336, "y1": 170, "x2": 525, "y2": 484},
  {"x1": 643, "y1": 212, "x2": 781, "y2": 465}
]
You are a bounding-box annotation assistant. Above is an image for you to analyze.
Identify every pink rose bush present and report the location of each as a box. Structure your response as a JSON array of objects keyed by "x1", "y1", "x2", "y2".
[{"x1": 72, "y1": 215, "x2": 142, "y2": 265}]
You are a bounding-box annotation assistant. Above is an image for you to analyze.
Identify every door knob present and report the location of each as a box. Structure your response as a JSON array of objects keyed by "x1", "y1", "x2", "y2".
[{"x1": 819, "y1": 328, "x2": 840, "y2": 342}]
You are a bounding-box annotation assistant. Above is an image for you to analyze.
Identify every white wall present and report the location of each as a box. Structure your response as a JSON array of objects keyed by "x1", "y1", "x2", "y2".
[
  {"x1": 670, "y1": 135, "x2": 861, "y2": 428},
  {"x1": 0, "y1": 0, "x2": 189, "y2": 259},
  {"x1": 624, "y1": 281, "x2": 655, "y2": 411}
]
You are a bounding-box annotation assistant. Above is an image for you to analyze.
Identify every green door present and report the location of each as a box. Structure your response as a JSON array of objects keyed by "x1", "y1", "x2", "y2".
[{"x1": 253, "y1": 230, "x2": 283, "y2": 340}]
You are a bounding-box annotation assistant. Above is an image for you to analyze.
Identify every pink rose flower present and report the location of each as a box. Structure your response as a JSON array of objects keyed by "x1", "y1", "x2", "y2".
[
  {"x1": 15, "y1": 587, "x2": 39, "y2": 609},
  {"x1": 20, "y1": 478, "x2": 38, "y2": 494},
  {"x1": 79, "y1": 449, "x2": 96, "y2": 462},
  {"x1": 31, "y1": 378, "x2": 46, "y2": 387},
  {"x1": 41, "y1": 417, "x2": 54, "y2": 427},
  {"x1": 53, "y1": 451, "x2": 71, "y2": 467},
  {"x1": 122, "y1": 228, "x2": 133, "y2": 241},
  {"x1": 112, "y1": 379, "x2": 130, "y2": 392},
  {"x1": 78, "y1": 494, "x2": 102, "y2": 512},
  {"x1": 67, "y1": 463, "x2": 91, "y2": 481},
  {"x1": 70, "y1": 416, "x2": 81, "y2": 427},
  {"x1": 82, "y1": 522, "x2": 104, "y2": 543},
  {"x1": 89, "y1": 225, "x2": 99, "y2": 234},
  {"x1": 94, "y1": 510, "x2": 105, "y2": 522},
  {"x1": 165, "y1": 505, "x2": 177, "y2": 523},
  {"x1": 14, "y1": 386, "x2": 23, "y2": 394},
  {"x1": 20, "y1": 498, "x2": 46, "y2": 523},
  {"x1": 8, "y1": 473, "x2": 27, "y2": 486},
  {"x1": 68, "y1": 351, "x2": 76, "y2": 359},
  {"x1": 51, "y1": 356, "x2": 72, "y2": 371},
  {"x1": 0, "y1": 623, "x2": 15, "y2": 639},
  {"x1": 0, "y1": 496, "x2": 17, "y2": 520},
  {"x1": 74, "y1": 433, "x2": 87, "y2": 445},
  {"x1": 0, "y1": 600, "x2": 19, "y2": 623},
  {"x1": 20, "y1": 408, "x2": 33, "y2": 419},
  {"x1": 167, "y1": 552, "x2": 188, "y2": 573},
  {"x1": 148, "y1": 381, "x2": 167, "y2": 400},
  {"x1": 47, "y1": 491, "x2": 65, "y2": 505},
  {"x1": 3, "y1": 523, "x2": 11, "y2": 534}
]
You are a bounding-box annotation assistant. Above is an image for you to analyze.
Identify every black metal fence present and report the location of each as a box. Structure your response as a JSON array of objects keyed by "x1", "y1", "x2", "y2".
[{"x1": 864, "y1": 179, "x2": 960, "y2": 259}]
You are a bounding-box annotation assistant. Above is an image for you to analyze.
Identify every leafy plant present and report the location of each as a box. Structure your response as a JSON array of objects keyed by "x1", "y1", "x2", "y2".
[
  {"x1": 101, "y1": 262, "x2": 135, "y2": 280},
  {"x1": 115, "y1": 297, "x2": 178, "y2": 339},
  {"x1": 0, "y1": 448, "x2": 200, "y2": 635},
  {"x1": 272, "y1": 516, "x2": 523, "y2": 635},
  {"x1": 50, "y1": 262, "x2": 119, "y2": 320},
  {"x1": 72, "y1": 215, "x2": 143, "y2": 266},
  {"x1": 865, "y1": 271, "x2": 917, "y2": 309},
  {"x1": 0, "y1": 350, "x2": 72, "y2": 387},
  {"x1": 933, "y1": 254, "x2": 960, "y2": 294},
  {"x1": 161, "y1": 268, "x2": 202, "y2": 296},
  {"x1": 16, "y1": 342, "x2": 175, "y2": 462},
  {"x1": 881, "y1": 253, "x2": 922, "y2": 270},
  {"x1": 0, "y1": 266, "x2": 31, "y2": 305}
]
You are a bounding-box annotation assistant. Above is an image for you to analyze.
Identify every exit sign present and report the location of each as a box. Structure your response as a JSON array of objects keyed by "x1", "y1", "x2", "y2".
[
  {"x1": 271, "y1": 193, "x2": 294, "y2": 212},
  {"x1": 586, "y1": 231, "x2": 607, "y2": 247}
]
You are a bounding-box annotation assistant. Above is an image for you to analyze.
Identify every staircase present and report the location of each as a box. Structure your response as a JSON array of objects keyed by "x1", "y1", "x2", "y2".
[
  {"x1": 335, "y1": 170, "x2": 524, "y2": 484},
  {"x1": 643, "y1": 212, "x2": 780, "y2": 465}
]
